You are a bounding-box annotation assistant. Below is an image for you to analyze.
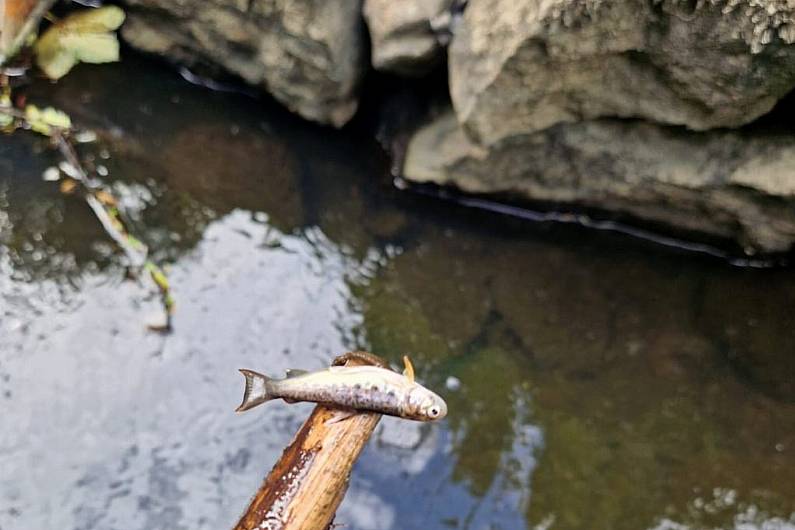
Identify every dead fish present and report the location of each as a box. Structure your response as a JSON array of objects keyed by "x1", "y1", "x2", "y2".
[{"x1": 236, "y1": 356, "x2": 448, "y2": 422}]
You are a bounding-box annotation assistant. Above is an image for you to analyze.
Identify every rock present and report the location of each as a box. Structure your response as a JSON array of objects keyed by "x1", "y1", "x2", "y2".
[
  {"x1": 449, "y1": 0, "x2": 795, "y2": 145},
  {"x1": 404, "y1": 110, "x2": 795, "y2": 253},
  {"x1": 363, "y1": 0, "x2": 451, "y2": 75},
  {"x1": 120, "y1": 0, "x2": 365, "y2": 127},
  {"x1": 699, "y1": 270, "x2": 795, "y2": 402}
]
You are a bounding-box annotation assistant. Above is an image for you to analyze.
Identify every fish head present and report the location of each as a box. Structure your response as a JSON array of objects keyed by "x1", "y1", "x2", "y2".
[{"x1": 406, "y1": 385, "x2": 448, "y2": 421}]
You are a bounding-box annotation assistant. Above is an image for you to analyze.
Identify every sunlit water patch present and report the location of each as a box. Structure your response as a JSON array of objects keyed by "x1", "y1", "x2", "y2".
[{"x1": 0, "y1": 210, "x2": 373, "y2": 529}]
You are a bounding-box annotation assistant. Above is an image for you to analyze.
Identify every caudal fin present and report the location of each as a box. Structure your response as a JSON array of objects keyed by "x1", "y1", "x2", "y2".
[{"x1": 236, "y1": 369, "x2": 274, "y2": 412}]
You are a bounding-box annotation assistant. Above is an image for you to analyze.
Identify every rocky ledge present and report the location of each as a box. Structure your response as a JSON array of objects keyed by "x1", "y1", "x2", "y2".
[
  {"x1": 116, "y1": 0, "x2": 795, "y2": 253},
  {"x1": 405, "y1": 111, "x2": 795, "y2": 254},
  {"x1": 120, "y1": 0, "x2": 365, "y2": 127}
]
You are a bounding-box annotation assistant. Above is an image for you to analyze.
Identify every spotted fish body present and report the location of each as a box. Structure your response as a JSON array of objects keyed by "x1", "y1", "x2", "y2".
[{"x1": 236, "y1": 363, "x2": 448, "y2": 422}]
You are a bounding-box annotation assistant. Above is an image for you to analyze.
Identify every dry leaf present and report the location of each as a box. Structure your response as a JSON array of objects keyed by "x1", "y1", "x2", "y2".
[
  {"x1": 59, "y1": 178, "x2": 78, "y2": 194},
  {"x1": 95, "y1": 189, "x2": 117, "y2": 206}
]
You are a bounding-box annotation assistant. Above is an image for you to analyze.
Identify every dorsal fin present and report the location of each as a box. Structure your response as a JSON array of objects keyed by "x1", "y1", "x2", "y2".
[
  {"x1": 285, "y1": 368, "x2": 309, "y2": 378},
  {"x1": 402, "y1": 355, "x2": 415, "y2": 383}
]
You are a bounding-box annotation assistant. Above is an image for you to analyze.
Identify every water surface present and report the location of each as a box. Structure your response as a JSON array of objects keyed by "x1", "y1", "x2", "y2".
[{"x1": 1, "y1": 58, "x2": 794, "y2": 530}]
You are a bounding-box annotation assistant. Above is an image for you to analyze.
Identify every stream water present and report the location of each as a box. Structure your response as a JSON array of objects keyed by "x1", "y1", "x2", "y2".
[{"x1": 1, "y1": 57, "x2": 794, "y2": 530}]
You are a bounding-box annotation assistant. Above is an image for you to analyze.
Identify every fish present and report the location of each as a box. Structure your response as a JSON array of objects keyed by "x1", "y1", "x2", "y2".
[{"x1": 236, "y1": 356, "x2": 448, "y2": 422}]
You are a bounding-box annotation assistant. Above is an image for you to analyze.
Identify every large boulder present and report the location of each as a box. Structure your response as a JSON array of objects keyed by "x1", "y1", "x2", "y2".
[
  {"x1": 120, "y1": 0, "x2": 366, "y2": 127},
  {"x1": 404, "y1": 110, "x2": 795, "y2": 253},
  {"x1": 450, "y1": 0, "x2": 795, "y2": 145},
  {"x1": 363, "y1": 0, "x2": 452, "y2": 75}
]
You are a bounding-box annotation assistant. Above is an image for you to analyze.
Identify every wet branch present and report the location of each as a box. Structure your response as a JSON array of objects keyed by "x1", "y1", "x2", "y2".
[
  {"x1": 53, "y1": 132, "x2": 175, "y2": 328},
  {"x1": 1, "y1": 96, "x2": 174, "y2": 329},
  {"x1": 233, "y1": 352, "x2": 385, "y2": 530}
]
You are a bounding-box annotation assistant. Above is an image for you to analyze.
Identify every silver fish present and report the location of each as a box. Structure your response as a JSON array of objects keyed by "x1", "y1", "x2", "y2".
[{"x1": 236, "y1": 356, "x2": 448, "y2": 421}]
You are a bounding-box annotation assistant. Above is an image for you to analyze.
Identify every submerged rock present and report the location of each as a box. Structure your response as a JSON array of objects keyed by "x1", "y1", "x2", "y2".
[
  {"x1": 363, "y1": 0, "x2": 452, "y2": 75},
  {"x1": 120, "y1": 0, "x2": 365, "y2": 127},
  {"x1": 450, "y1": 0, "x2": 795, "y2": 145},
  {"x1": 404, "y1": 110, "x2": 795, "y2": 253},
  {"x1": 699, "y1": 271, "x2": 795, "y2": 402}
]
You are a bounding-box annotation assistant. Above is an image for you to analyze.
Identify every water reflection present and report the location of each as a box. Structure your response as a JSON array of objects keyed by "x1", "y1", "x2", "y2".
[
  {"x1": 1, "y1": 57, "x2": 794, "y2": 530},
  {"x1": 356, "y1": 223, "x2": 795, "y2": 530},
  {"x1": 0, "y1": 209, "x2": 361, "y2": 529}
]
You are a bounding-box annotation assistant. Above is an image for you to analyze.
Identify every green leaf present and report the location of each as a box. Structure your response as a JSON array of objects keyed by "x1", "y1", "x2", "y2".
[
  {"x1": 0, "y1": 89, "x2": 15, "y2": 129},
  {"x1": 24, "y1": 104, "x2": 72, "y2": 136},
  {"x1": 0, "y1": 113, "x2": 14, "y2": 128},
  {"x1": 58, "y1": 6, "x2": 126, "y2": 33},
  {"x1": 34, "y1": 6, "x2": 126, "y2": 80}
]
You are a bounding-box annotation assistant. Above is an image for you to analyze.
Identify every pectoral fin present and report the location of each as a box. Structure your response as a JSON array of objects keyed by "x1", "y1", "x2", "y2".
[{"x1": 402, "y1": 355, "x2": 415, "y2": 383}]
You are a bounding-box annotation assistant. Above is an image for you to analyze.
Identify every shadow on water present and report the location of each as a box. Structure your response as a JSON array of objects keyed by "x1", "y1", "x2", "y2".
[{"x1": 1, "y1": 55, "x2": 794, "y2": 530}]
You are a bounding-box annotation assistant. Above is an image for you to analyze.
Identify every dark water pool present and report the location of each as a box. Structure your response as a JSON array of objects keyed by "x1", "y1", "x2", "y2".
[{"x1": 1, "y1": 57, "x2": 794, "y2": 530}]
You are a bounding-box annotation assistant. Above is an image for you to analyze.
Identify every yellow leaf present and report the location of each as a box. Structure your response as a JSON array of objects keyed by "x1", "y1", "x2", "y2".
[
  {"x1": 145, "y1": 261, "x2": 171, "y2": 291},
  {"x1": 34, "y1": 6, "x2": 126, "y2": 80},
  {"x1": 0, "y1": 111, "x2": 13, "y2": 129},
  {"x1": 0, "y1": 91, "x2": 14, "y2": 129},
  {"x1": 56, "y1": 6, "x2": 126, "y2": 33},
  {"x1": 24, "y1": 105, "x2": 72, "y2": 136}
]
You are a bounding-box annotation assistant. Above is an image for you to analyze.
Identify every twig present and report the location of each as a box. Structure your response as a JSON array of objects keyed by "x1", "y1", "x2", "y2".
[
  {"x1": 54, "y1": 132, "x2": 148, "y2": 267},
  {"x1": 2, "y1": 68, "x2": 174, "y2": 330}
]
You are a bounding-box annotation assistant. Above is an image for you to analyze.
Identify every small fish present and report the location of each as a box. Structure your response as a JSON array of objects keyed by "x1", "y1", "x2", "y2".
[{"x1": 236, "y1": 356, "x2": 448, "y2": 422}]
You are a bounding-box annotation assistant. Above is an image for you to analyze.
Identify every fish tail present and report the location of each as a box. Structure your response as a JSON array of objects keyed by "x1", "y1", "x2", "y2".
[{"x1": 236, "y1": 369, "x2": 275, "y2": 412}]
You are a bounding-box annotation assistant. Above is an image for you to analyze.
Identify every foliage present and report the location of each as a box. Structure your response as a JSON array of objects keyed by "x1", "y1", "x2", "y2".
[
  {"x1": 0, "y1": 80, "x2": 174, "y2": 330},
  {"x1": 34, "y1": 6, "x2": 125, "y2": 80},
  {"x1": 24, "y1": 104, "x2": 72, "y2": 134}
]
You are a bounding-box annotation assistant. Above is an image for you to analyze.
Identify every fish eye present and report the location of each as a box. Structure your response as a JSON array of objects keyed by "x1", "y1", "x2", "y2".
[{"x1": 429, "y1": 406, "x2": 440, "y2": 417}]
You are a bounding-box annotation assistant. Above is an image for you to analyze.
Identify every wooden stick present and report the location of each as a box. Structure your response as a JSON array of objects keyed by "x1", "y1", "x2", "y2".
[{"x1": 233, "y1": 352, "x2": 386, "y2": 530}]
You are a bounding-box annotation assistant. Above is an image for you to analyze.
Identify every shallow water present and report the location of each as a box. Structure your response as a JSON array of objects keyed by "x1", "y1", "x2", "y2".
[{"x1": 1, "y1": 58, "x2": 794, "y2": 530}]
